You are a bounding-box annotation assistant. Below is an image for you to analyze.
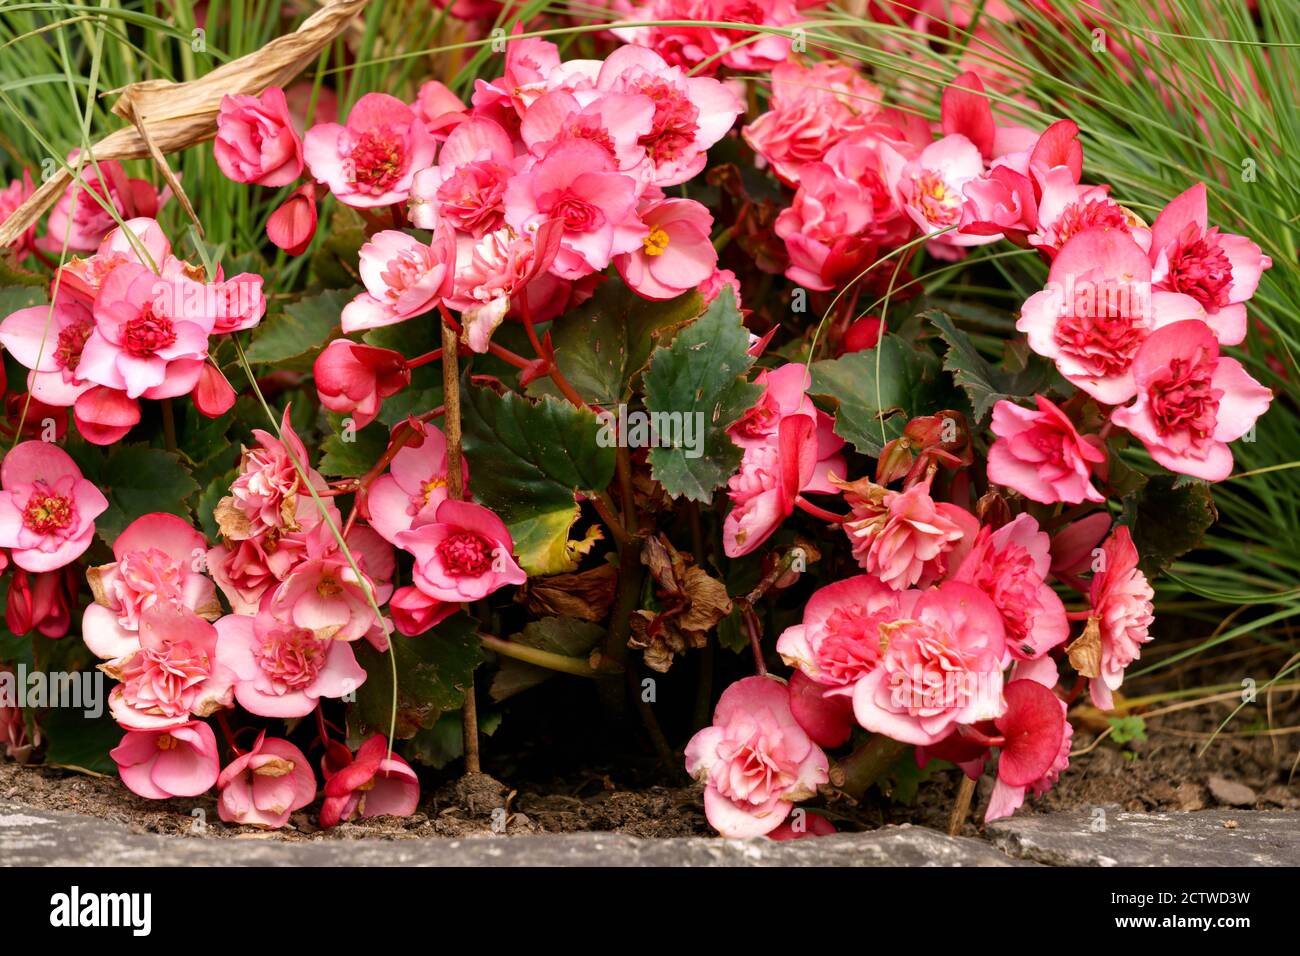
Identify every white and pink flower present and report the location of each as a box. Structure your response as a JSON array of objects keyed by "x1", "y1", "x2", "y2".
[
  {"x1": 83, "y1": 512, "x2": 220, "y2": 662},
  {"x1": 851, "y1": 581, "x2": 1007, "y2": 746},
  {"x1": 341, "y1": 227, "x2": 457, "y2": 333},
  {"x1": 685, "y1": 676, "x2": 829, "y2": 838}
]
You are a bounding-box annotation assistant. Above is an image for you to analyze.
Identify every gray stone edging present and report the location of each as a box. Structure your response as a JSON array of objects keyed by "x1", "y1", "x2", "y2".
[
  {"x1": 4, "y1": 799, "x2": 1298, "y2": 866},
  {"x1": 985, "y1": 808, "x2": 1300, "y2": 867},
  {"x1": 0, "y1": 800, "x2": 1022, "y2": 866}
]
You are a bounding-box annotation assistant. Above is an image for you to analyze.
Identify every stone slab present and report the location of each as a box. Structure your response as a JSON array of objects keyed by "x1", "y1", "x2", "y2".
[
  {"x1": 987, "y1": 809, "x2": 1300, "y2": 867},
  {"x1": 0, "y1": 801, "x2": 1024, "y2": 867}
]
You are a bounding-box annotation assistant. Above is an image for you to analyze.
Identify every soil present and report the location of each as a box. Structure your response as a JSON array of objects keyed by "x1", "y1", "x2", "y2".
[{"x1": 3, "y1": 694, "x2": 1297, "y2": 843}]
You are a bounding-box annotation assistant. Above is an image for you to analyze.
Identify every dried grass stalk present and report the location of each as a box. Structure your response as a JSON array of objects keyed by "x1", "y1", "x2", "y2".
[{"x1": 0, "y1": 0, "x2": 370, "y2": 247}]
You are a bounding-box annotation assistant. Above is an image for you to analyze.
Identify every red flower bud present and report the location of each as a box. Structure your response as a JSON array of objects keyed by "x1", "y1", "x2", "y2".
[
  {"x1": 193, "y1": 362, "x2": 237, "y2": 418},
  {"x1": 6, "y1": 568, "x2": 74, "y2": 638},
  {"x1": 266, "y1": 182, "x2": 317, "y2": 256},
  {"x1": 313, "y1": 339, "x2": 409, "y2": 429},
  {"x1": 73, "y1": 386, "x2": 140, "y2": 445}
]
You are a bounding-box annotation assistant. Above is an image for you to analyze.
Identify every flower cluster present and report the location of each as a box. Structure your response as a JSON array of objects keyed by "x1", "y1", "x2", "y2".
[
  {"x1": 0, "y1": 217, "x2": 263, "y2": 441},
  {"x1": 0, "y1": 4, "x2": 1280, "y2": 843},
  {"x1": 691, "y1": 57, "x2": 1271, "y2": 839}
]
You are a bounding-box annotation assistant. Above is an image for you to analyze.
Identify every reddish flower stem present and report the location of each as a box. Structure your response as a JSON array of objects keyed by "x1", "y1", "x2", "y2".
[
  {"x1": 795, "y1": 495, "x2": 849, "y2": 524},
  {"x1": 741, "y1": 604, "x2": 767, "y2": 676}
]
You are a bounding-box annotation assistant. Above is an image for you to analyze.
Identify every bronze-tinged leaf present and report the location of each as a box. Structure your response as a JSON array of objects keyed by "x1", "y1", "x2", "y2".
[
  {"x1": 677, "y1": 567, "x2": 732, "y2": 635},
  {"x1": 1066, "y1": 617, "x2": 1102, "y2": 679},
  {"x1": 519, "y1": 564, "x2": 617, "y2": 622}
]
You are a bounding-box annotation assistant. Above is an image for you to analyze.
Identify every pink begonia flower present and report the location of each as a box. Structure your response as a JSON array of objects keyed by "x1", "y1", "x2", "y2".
[
  {"x1": 520, "y1": 90, "x2": 653, "y2": 173},
  {"x1": 320, "y1": 734, "x2": 420, "y2": 827},
  {"x1": 409, "y1": 115, "x2": 517, "y2": 236},
  {"x1": 776, "y1": 575, "x2": 900, "y2": 692},
  {"x1": 303, "y1": 92, "x2": 436, "y2": 208},
  {"x1": 959, "y1": 163, "x2": 1037, "y2": 244},
  {"x1": 111, "y1": 720, "x2": 220, "y2": 799},
  {"x1": 1086, "y1": 525, "x2": 1154, "y2": 710},
  {"x1": 397, "y1": 499, "x2": 526, "y2": 603},
  {"x1": 204, "y1": 273, "x2": 267, "y2": 335},
  {"x1": 616, "y1": 0, "x2": 800, "y2": 74},
  {"x1": 767, "y1": 811, "x2": 837, "y2": 841},
  {"x1": 700, "y1": 268, "x2": 742, "y2": 308},
  {"x1": 685, "y1": 676, "x2": 829, "y2": 838},
  {"x1": 39, "y1": 159, "x2": 166, "y2": 253},
  {"x1": 193, "y1": 362, "x2": 237, "y2": 418},
  {"x1": 611, "y1": 0, "x2": 721, "y2": 73},
  {"x1": 389, "y1": 585, "x2": 459, "y2": 637},
  {"x1": 213, "y1": 87, "x2": 304, "y2": 187},
  {"x1": 743, "y1": 59, "x2": 885, "y2": 186},
  {"x1": 104, "y1": 606, "x2": 235, "y2": 730},
  {"x1": 266, "y1": 183, "x2": 318, "y2": 256},
  {"x1": 1016, "y1": 228, "x2": 1222, "y2": 405},
  {"x1": 987, "y1": 395, "x2": 1106, "y2": 505},
  {"x1": 5, "y1": 568, "x2": 75, "y2": 638},
  {"x1": 840, "y1": 478, "x2": 978, "y2": 590},
  {"x1": 985, "y1": 657, "x2": 1072, "y2": 822},
  {"x1": 722, "y1": 365, "x2": 846, "y2": 557},
  {"x1": 774, "y1": 162, "x2": 881, "y2": 292},
  {"x1": 74, "y1": 386, "x2": 140, "y2": 445},
  {"x1": 217, "y1": 733, "x2": 317, "y2": 829},
  {"x1": 728, "y1": 362, "x2": 844, "y2": 477},
  {"x1": 83, "y1": 512, "x2": 220, "y2": 662},
  {"x1": 313, "y1": 339, "x2": 409, "y2": 429},
  {"x1": 0, "y1": 171, "x2": 36, "y2": 259},
  {"x1": 341, "y1": 227, "x2": 457, "y2": 332},
  {"x1": 219, "y1": 409, "x2": 336, "y2": 541},
  {"x1": 1148, "y1": 183, "x2": 1271, "y2": 351},
  {"x1": 445, "y1": 220, "x2": 563, "y2": 353},
  {"x1": 851, "y1": 581, "x2": 1007, "y2": 746},
  {"x1": 616, "y1": 198, "x2": 717, "y2": 300},
  {"x1": 470, "y1": 33, "x2": 564, "y2": 123},
  {"x1": 594, "y1": 45, "x2": 743, "y2": 187},
  {"x1": 886, "y1": 133, "x2": 998, "y2": 258},
  {"x1": 55, "y1": 216, "x2": 177, "y2": 309},
  {"x1": 786, "y1": 670, "x2": 855, "y2": 748},
  {"x1": 1027, "y1": 167, "x2": 1150, "y2": 260},
  {"x1": 0, "y1": 298, "x2": 97, "y2": 409},
  {"x1": 1110, "y1": 320, "x2": 1272, "y2": 481},
  {"x1": 951, "y1": 514, "x2": 1068, "y2": 661},
  {"x1": 214, "y1": 613, "x2": 367, "y2": 718},
  {"x1": 0, "y1": 441, "x2": 107, "y2": 572},
  {"x1": 206, "y1": 533, "x2": 309, "y2": 616},
  {"x1": 364, "y1": 424, "x2": 466, "y2": 545},
  {"x1": 78, "y1": 263, "x2": 214, "y2": 400},
  {"x1": 504, "y1": 140, "x2": 645, "y2": 281},
  {"x1": 706, "y1": 0, "x2": 803, "y2": 71},
  {"x1": 723, "y1": 415, "x2": 822, "y2": 558},
  {"x1": 265, "y1": 525, "x2": 395, "y2": 644},
  {"x1": 413, "y1": 80, "x2": 466, "y2": 138}
]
